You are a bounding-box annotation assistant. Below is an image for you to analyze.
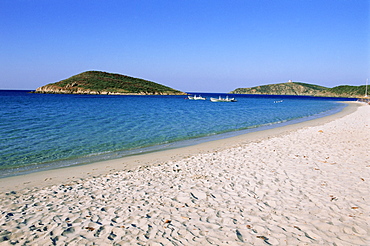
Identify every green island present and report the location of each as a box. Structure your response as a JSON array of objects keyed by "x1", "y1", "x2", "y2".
[
  {"x1": 34, "y1": 71, "x2": 186, "y2": 95},
  {"x1": 231, "y1": 82, "x2": 367, "y2": 98},
  {"x1": 35, "y1": 72, "x2": 367, "y2": 98}
]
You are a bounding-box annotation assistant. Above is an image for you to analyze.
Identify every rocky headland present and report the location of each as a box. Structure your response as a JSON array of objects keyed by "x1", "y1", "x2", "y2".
[{"x1": 231, "y1": 81, "x2": 367, "y2": 98}]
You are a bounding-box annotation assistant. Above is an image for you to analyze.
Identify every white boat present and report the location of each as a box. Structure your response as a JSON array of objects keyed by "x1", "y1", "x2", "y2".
[
  {"x1": 210, "y1": 96, "x2": 237, "y2": 102},
  {"x1": 188, "y1": 95, "x2": 206, "y2": 100}
]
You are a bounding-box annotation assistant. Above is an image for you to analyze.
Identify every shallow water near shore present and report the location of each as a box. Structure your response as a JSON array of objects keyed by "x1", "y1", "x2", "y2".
[{"x1": 0, "y1": 90, "x2": 353, "y2": 178}]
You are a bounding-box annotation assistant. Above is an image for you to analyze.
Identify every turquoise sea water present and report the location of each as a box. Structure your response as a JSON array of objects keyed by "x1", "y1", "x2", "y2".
[{"x1": 0, "y1": 90, "x2": 353, "y2": 178}]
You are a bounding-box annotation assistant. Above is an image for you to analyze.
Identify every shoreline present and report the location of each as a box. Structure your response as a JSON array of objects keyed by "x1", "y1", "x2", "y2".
[
  {"x1": 0, "y1": 100, "x2": 346, "y2": 180},
  {"x1": 0, "y1": 101, "x2": 369, "y2": 245},
  {"x1": 0, "y1": 102, "x2": 358, "y2": 192}
]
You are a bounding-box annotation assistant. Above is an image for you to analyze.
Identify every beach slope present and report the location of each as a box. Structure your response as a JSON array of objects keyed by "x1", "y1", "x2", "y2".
[{"x1": 0, "y1": 103, "x2": 369, "y2": 245}]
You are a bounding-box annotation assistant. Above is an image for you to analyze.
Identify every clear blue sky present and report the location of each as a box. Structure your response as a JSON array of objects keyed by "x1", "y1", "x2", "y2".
[{"x1": 1, "y1": 0, "x2": 369, "y2": 92}]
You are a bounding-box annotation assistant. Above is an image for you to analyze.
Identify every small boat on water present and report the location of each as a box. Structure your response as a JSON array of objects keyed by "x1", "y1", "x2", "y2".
[
  {"x1": 210, "y1": 96, "x2": 237, "y2": 102},
  {"x1": 188, "y1": 95, "x2": 206, "y2": 100}
]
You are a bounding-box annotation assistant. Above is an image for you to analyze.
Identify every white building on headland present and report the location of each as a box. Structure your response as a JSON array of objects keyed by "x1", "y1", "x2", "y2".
[{"x1": 288, "y1": 80, "x2": 293, "y2": 83}]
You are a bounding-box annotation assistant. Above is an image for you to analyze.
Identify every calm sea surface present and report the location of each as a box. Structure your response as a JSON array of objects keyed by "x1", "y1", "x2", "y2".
[{"x1": 0, "y1": 90, "x2": 354, "y2": 178}]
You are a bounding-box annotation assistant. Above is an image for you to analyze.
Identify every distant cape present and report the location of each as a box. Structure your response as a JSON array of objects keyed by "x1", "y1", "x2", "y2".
[
  {"x1": 231, "y1": 82, "x2": 367, "y2": 98},
  {"x1": 35, "y1": 71, "x2": 186, "y2": 95}
]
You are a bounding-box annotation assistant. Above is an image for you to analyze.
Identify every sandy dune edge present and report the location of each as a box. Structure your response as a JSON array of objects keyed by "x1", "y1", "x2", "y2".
[{"x1": 0, "y1": 102, "x2": 369, "y2": 245}]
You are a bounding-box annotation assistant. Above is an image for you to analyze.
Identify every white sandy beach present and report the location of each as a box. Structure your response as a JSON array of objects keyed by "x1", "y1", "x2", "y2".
[{"x1": 0, "y1": 102, "x2": 369, "y2": 245}]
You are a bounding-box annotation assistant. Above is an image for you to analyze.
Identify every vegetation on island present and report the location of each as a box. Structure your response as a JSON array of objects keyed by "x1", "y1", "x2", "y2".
[
  {"x1": 35, "y1": 71, "x2": 186, "y2": 95},
  {"x1": 325, "y1": 85, "x2": 367, "y2": 97},
  {"x1": 230, "y1": 82, "x2": 367, "y2": 98},
  {"x1": 35, "y1": 72, "x2": 367, "y2": 98}
]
